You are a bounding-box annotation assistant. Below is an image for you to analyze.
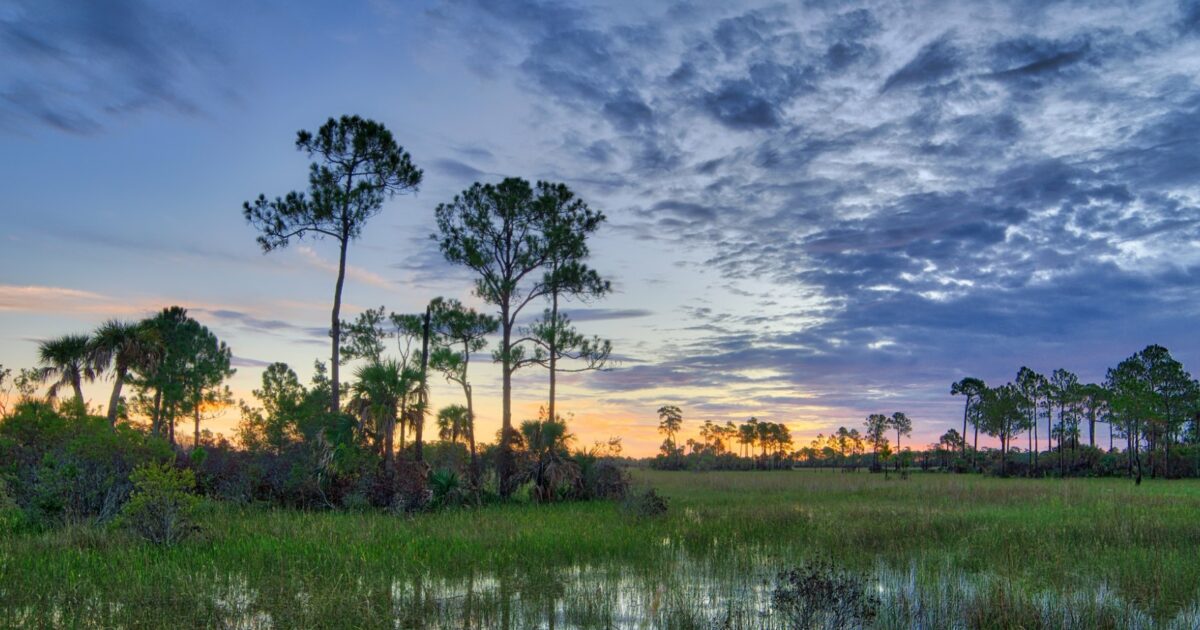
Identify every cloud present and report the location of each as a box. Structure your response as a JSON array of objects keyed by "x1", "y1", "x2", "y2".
[
  {"x1": 294, "y1": 245, "x2": 397, "y2": 291},
  {"x1": 432, "y1": 158, "x2": 487, "y2": 180},
  {"x1": 420, "y1": 0, "x2": 1200, "y2": 442},
  {"x1": 881, "y1": 33, "x2": 963, "y2": 92},
  {"x1": 231, "y1": 355, "x2": 273, "y2": 368},
  {"x1": 0, "y1": 284, "x2": 109, "y2": 312},
  {"x1": 0, "y1": 0, "x2": 232, "y2": 134}
]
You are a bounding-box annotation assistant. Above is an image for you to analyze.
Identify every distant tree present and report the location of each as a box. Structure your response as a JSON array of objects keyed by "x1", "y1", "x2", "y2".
[
  {"x1": 739, "y1": 420, "x2": 758, "y2": 458},
  {"x1": 863, "y1": 413, "x2": 890, "y2": 471},
  {"x1": 429, "y1": 297, "x2": 498, "y2": 486},
  {"x1": 178, "y1": 327, "x2": 235, "y2": 449},
  {"x1": 1077, "y1": 383, "x2": 1109, "y2": 449},
  {"x1": 130, "y1": 307, "x2": 231, "y2": 446},
  {"x1": 889, "y1": 412, "x2": 912, "y2": 470},
  {"x1": 1015, "y1": 367, "x2": 1045, "y2": 471},
  {"x1": 937, "y1": 429, "x2": 963, "y2": 468},
  {"x1": 1048, "y1": 369, "x2": 1079, "y2": 476},
  {"x1": 951, "y1": 377, "x2": 986, "y2": 468},
  {"x1": 657, "y1": 405, "x2": 683, "y2": 460},
  {"x1": 435, "y1": 178, "x2": 603, "y2": 496},
  {"x1": 238, "y1": 362, "x2": 306, "y2": 455},
  {"x1": 978, "y1": 383, "x2": 1025, "y2": 476},
  {"x1": 244, "y1": 115, "x2": 423, "y2": 414},
  {"x1": 37, "y1": 334, "x2": 96, "y2": 407},
  {"x1": 436, "y1": 404, "x2": 470, "y2": 445}
]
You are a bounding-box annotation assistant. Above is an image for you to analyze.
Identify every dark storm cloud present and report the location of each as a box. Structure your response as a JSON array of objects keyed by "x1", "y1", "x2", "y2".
[{"x1": 0, "y1": 0, "x2": 231, "y2": 134}]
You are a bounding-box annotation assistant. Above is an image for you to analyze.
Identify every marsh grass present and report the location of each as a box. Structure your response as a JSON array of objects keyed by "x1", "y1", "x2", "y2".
[{"x1": 3, "y1": 471, "x2": 1199, "y2": 627}]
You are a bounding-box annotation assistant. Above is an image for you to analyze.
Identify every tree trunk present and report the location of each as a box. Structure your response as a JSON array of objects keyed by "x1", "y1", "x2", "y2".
[
  {"x1": 329, "y1": 235, "x2": 348, "y2": 415},
  {"x1": 414, "y1": 305, "x2": 431, "y2": 463},
  {"x1": 151, "y1": 387, "x2": 163, "y2": 436},
  {"x1": 1033, "y1": 402, "x2": 1039, "y2": 469},
  {"x1": 106, "y1": 369, "x2": 125, "y2": 427},
  {"x1": 193, "y1": 405, "x2": 202, "y2": 449},
  {"x1": 972, "y1": 422, "x2": 978, "y2": 471},
  {"x1": 465, "y1": 380, "x2": 480, "y2": 489},
  {"x1": 498, "y1": 315, "x2": 514, "y2": 497},
  {"x1": 1027, "y1": 423, "x2": 1033, "y2": 477},
  {"x1": 384, "y1": 408, "x2": 395, "y2": 473},
  {"x1": 71, "y1": 375, "x2": 84, "y2": 407},
  {"x1": 961, "y1": 401, "x2": 969, "y2": 461},
  {"x1": 548, "y1": 290, "x2": 558, "y2": 425}
]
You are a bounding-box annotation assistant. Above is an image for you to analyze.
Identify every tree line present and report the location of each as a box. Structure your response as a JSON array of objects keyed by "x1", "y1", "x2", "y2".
[{"x1": 950, "y1": 344, "x2": 1200, "y2": 481}]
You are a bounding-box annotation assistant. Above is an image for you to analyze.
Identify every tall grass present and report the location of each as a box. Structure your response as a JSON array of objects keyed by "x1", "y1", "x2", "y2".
[{"x1": 2, "y1": 471, "x2": 1199, "y2": 627}]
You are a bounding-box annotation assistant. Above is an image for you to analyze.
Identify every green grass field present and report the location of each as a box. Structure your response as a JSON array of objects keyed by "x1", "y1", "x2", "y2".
[{"x1": 3, "y1": 470, "x2": 1200, "y2": 628}]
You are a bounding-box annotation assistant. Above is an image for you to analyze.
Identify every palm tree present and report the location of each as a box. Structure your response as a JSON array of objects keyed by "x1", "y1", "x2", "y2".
[
  {"x1": 437, "y1": 404, "x2": 470, "y2": 445},
  {"x1": 37, "y1": 334, "x2": 96, "y2": 406},
  {"x1": 350, "y1": 359, "x2": 409, "y2": 472},
  {"x1": 518, "y1": 417, "x2": 579, "y2": 502},
  {"x1": 88, "y1": 320, "x2": 154, "y2": 426}
]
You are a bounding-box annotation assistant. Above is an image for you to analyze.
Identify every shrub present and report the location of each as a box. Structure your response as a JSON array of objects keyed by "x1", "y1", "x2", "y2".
[
  {"x1": 621, "y1": 487, "x2": 668, "y2": 519},
  {"x1": 580, "y1": 459, "x2": 630, "y2": 501},
  {"x1": 0, "y1": 403, "x2": 171, "y2": 527},
  {"x1": 118, "y1": 462, "x2": 200, "y2": 545},
  {"x1": 429, "y1": 468, "x2": 469, "y2": 508},
  {"x1": 772, "y1": 559, "x2": 879, "y2": 629},
  {"x1": 0, "y1": 477, "x2": 23, "y2": 533}
]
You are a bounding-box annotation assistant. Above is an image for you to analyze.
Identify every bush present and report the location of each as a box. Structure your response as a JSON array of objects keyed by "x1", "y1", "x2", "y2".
[
  {"x1": 0, "y1": 478, "x2": 23, "y2": 533},
  {"x1": 118, "y1": 462, "x2": 200, "y2": 545},
  {"x1": 0, "y1": 402, "x2": 171, "y2": 527},
  {"x1": 580, "y1": 459, "x2": 630, "y2": 501},
  {"x1": 429, "y1": 468, "x2": 470, "y2": 508},
  {"x1": 621, "y1": 487, "x2": 668, "y2": 519},
  {"x1": 772, "y1": 559, "x2": 879, "y2": 629}
]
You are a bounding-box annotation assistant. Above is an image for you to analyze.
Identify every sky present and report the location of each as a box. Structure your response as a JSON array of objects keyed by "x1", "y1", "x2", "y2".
[{"x1": 1, "y1": 0, "x2": 1199, "y2": 456}]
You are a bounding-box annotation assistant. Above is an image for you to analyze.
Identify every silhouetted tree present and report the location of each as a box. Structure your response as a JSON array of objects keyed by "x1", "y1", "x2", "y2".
[
  {"x1": 951, "y1": 377, "x2": 985, "y2": 467},
  {"x1": 244, "y1": 115, "x2": 422, "y2": 414},
  {"x1": 889, "y1": 412, "x2": 912, "y2": 470},
  {"x1": 37, "y1": 334, "x2": 95, "y2": 407},
  {"x1": 434, "y1": 178, "x2": 603, "y2": 496},
  {"x1": 89, "y1": 320, "x2": 156, "y2": 426},
  {"x1": 429, "y1": 297, "x2": 498, "y2": 487},
  {"x1": 657, "y1": 405, "x2": 683, "y2": 464},
  {"x1": 864, "y1": 413, "x2": 890, "y2": 471}
]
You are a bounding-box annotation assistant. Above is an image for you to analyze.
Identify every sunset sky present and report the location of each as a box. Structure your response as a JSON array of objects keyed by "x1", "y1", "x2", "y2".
[{"x1": 2, "y1": 0, "x2": 1199, "y2": 455}]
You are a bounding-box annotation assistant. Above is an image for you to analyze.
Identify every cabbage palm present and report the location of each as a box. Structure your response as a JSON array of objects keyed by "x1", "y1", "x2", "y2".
[
  {"x1": 436, "y1": 404, "x2": 470, "y2": 445},
  {"x1": 518, "y1": 418, "x2": 579, "y2": 502},
  {"x1": 89, "y1": 320, "x2": 155, "y2": 426},
  {"x1": 351, "y1": 359, "x2": 410, "y2": 471},
  {"x1": 37, "y1": 334, "x2": 96, "y2": 405}
]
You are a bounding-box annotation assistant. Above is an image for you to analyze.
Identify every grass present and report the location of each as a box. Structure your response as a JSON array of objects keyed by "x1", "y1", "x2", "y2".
[{"x1": 3, "y1": 470, "x2": 1200, "y2": 627}]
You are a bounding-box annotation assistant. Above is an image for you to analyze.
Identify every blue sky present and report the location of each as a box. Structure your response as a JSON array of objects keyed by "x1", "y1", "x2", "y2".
[{"x1": 2, "y1": 0, "x2": 1198, "y2": 454}]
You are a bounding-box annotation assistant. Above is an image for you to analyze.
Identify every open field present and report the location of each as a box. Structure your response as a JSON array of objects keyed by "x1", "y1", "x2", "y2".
[{"x1": 4, "y1": 470, "x2": 1200, "y2": 628}]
